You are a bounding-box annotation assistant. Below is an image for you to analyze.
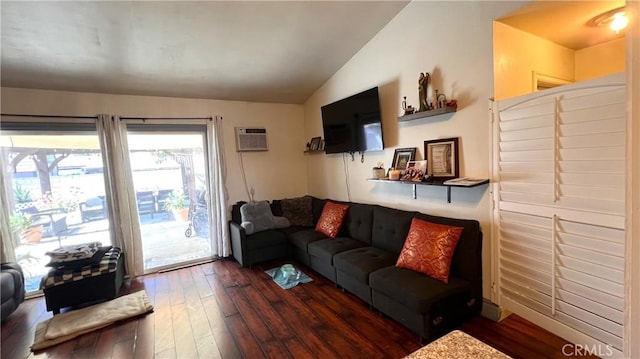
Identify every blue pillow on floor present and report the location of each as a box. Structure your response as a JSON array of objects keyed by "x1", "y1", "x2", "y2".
[{"x1": 265, "y1": 264, "x2": 312, "y2": 289}]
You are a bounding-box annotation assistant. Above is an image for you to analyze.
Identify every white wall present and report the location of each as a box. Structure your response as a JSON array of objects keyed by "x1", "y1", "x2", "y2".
[
  {"x1": 0, "y1": 87, "x2": 307, "y2": 207},
  {"x1": 494, "y1": 23, "x2": 625, "y2": 100},
  {"x1": 303, "y1": 1, "x2": 524, "y2": 301},
  {"x1": 575, "y1": 38, "x2": 625, "y2": 81},
  {"x1": 493, "y1": 22, "x2": 575, "y2": 101}
]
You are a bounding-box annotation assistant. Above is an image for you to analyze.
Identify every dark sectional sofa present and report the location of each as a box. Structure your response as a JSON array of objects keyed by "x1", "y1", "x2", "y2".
[
  {"x1": 229, "y1": 196, "x2": 483, "y2": 342},
  {"x1": 1, "y1": 262, "x2": 25, "y2": 321}
]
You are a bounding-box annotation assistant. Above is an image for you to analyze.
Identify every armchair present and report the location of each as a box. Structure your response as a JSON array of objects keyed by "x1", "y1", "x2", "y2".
[
  {"x1": 79, "y1": 196, "x2": 107, "y2": 222},
  {"x1": 1, "y1": 263, "x2": 25, "y2": 321},
  {"x1": 136, "y1": 191, "x2": 156, "y2": 217}
]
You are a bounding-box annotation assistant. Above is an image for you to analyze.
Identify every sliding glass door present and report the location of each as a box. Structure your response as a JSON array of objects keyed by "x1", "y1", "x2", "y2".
[
  {"x1": 0, "y1": 122, "x2": 113, "y2": 293},
  {"x1": 1, "y1": 119, "x2": 216, "y2": 289},
  {"x1": 126, "y1": 127, "x2": 212, "y2": 271}
]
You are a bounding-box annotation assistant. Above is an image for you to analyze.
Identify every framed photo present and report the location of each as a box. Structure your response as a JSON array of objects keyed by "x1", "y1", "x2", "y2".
[
  {"x1": 318, "y1": 139, "x2": 325, "y2": 151},
  {"x1": 392, "y1": 147, "x2": 417, "y2": 173},
  {"x1": 402, "y1": 160, "x2": 427, "y2": 181},
  {"x1": 424, "y1": 137, "x2": 459, "y2": 180},
  {"x1": 309, "y1": 137, "x2": 321, "y2": 151}
]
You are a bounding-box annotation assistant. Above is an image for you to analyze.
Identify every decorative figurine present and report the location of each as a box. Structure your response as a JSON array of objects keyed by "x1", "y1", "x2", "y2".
[
  {"x1": 418, "y1": 72, "x2": 430, "y2": 112},
  {"x1": 402, "y1": 96, "x2": 415, "y2": 115},
  {"x1": 436, "y1": 92, "x2": 447, "y2": 109}
]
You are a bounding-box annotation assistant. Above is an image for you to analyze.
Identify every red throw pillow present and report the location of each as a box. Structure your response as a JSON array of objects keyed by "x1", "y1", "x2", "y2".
[
  {"x1": 315, "y1": 201, "x2": 349, "y2": 238},
  {"x1": 396, "y1": 218, "x2": 464, "y2": 283}
]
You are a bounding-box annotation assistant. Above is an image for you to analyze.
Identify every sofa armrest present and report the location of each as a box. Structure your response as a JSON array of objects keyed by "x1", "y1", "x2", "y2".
[
  {"x1": 240, "y1": 221, "x2": 255, "y2": 235},
  {"x1": 229, "y1": 221, "x2": 249, "y2": 266},
  {"x1": 1, "y1": 262, "x2": 24, "y2": 275},
  {"x1": 1, "y1": 262, "x2": 26, "y2": 319}
]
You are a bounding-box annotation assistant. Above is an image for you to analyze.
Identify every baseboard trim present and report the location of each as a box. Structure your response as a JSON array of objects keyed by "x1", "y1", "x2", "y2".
[{"x1": 481, "y1": 299, "x2": 509, "y2": 322}]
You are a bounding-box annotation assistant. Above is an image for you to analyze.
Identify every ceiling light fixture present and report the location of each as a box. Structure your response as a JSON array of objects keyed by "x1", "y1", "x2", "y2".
[
  {"x1": 609, "y1": 12, "x2": 629, "y2": 33},
  {"x1": 588, "y1": 6, "x2": 629, "y2": 34}
]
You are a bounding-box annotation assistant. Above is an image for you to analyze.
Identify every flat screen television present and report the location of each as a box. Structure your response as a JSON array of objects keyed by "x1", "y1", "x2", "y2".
[{"x1": 321, "y1": 87, "x2": 384, "y2": 154}]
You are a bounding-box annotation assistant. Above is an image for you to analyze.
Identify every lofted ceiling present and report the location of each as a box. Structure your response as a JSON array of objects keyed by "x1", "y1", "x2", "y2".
[
  {"x1": 0, "y1": 1, "x2": 408, "y2": 104},
  {"x1": 1, "y1": 1, "x2": 627, "y2": 105}
]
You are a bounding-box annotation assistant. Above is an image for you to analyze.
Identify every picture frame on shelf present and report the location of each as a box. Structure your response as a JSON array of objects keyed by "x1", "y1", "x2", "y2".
[
  {"x1": 401, "y1": 160, "x2": 427, "y2": 181},
  {"x1": 391, "y1": 147, "x2": 416, "y2": 173},
  {"x1": 424, "y1": 137, "x2": 459, "y2": 180},
  {"x1": 309, "y1": 137, "x2": 321, "y2": 151}
]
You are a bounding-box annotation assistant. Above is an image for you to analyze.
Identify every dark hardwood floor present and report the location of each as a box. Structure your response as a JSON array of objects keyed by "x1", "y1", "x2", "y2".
[{"x1": 1, "y1": 258, "x2": 595, "y2": 359}]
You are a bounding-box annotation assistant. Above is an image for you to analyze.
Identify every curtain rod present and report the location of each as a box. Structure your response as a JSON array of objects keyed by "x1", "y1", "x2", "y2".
[
  {"x1": 1, "y1": 114, "x2": 219, "y2": 121},
  {"x1": 1, "y1": 113, "x2": 98, "y2": 119},
  {"x1": 120, "y1": 116, "x2": 215, "y2": 121}
]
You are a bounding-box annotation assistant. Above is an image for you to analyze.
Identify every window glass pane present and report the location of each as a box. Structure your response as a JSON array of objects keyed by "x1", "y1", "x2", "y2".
[
  {"x1": 126, "y1": 131, "x2": 212, "y2": 271},
  {"x1": 1, "y1": 128, "x2": 112, "y2": 293}
]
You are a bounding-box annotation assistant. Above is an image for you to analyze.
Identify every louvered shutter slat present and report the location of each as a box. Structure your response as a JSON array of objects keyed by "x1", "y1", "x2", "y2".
[{"x1": 494, "y1": 74, "x2": 625, "y2": 354}]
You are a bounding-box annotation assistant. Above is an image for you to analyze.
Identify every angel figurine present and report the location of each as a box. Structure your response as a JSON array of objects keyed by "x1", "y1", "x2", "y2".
[{"x1": 418, "y1": 72, "x2": 431, "y2": 112}]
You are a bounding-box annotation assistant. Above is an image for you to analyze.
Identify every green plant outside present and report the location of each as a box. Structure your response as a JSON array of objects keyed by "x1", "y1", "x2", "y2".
[
  {"x1": 56, "y1": 197, "x2": 79, "y2": 212},
  {"x1": 9, "y1": 213, "x2": 32, "y2": 235},
  {"x1": 163, "y1": 191, "x2": 187, "y2": 211},
  {"x1": 14, "y1": 184, "x2": 32, "y2": 203}
]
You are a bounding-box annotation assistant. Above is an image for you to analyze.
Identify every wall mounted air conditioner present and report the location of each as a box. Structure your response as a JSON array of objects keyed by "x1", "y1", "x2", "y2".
[{"x1": 235, "y1": 127, "x2": 268, "y2": 152}]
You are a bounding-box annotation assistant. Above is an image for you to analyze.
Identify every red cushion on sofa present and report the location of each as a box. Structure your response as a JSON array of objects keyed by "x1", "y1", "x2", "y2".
[
  {"x1": 396, "y1": 218, "x2": 463, "y2": 283},
  {"x1": 315, "y1": 201, "x2": 349, "y2": 238}
]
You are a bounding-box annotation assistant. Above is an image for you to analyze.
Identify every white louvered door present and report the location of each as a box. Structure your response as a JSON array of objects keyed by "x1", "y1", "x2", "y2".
[{"x1": 492, "y1": 73, "x2": 626, "y2": 356}]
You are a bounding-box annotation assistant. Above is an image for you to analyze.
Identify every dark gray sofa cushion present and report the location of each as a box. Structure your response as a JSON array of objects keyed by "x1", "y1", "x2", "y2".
[
  {"x1": 243, "y1": 229, "x2": 288, "y2": 250},
  {"x1": 288, "y1": 228, "x2": 326, "y2": 250},
  {"x1": 371, "y1": 206, "x2": 416, "y2": 254},
  {"x1": 369, "y1": 266, "x2": 470, "y2": 313},
  {"x1": 339, "y1": 203, "x2": 374, "y2": 245},
  {"x1": 333, "y1": 247, "x2": 396, "y2": 283},
  {"x1": 1, "y1": 263, "x2": 25, "y2": 321},
  {"x1": 311, "y1": 197, "x2": 327, "y2": 224},
  {"x1": 270, "y1": 200, "x2": 283, "y2": 216},
  {"x1": 308, "y1": 238, "x2": 366, "y2": 264},
  {"x1": 231, "y1": 201, "x2": 247, "y2": 224},
  {"x1": 280, "y1": 196, "x2": 313, "y2": 226}
]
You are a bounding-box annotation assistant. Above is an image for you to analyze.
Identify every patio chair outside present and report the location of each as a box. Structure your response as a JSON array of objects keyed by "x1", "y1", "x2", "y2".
[
  {"x1": 79, "y1": 196, "x2": 107, "y2": 222},
  {"x1": 21, "y1": 206, "x2": 68, "y2": 238},
  {"x1": 136, "y1": 191, "x2": 156, "y2": 218}
]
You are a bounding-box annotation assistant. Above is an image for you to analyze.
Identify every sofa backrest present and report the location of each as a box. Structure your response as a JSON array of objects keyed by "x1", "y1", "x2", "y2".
[
  {"x1": 413, "y1": 213, "x2": 482, "y2": 286},
  {"x1": 231, "y1": 201, "x2": 247, "y2": 224},
  {"x1": 231, "y1": 200, "x2": 281, "y2": 224},
  {"x1": 339, "y1": 203, "x2": 374, "y2": 245},
  {"x1": 371, "y1": 206, "x2": 416, "y2": 255}
]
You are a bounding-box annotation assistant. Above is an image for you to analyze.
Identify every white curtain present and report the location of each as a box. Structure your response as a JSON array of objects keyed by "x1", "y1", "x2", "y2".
[
  {"x1": 0, "y1": 152, "x2": 16, "y2": 263},
  {"x1": 206, "y1": 116, "x2": 230, "y2": 257},
  {"x1": 96, "y1": 114, "x2": 144, "y2": 277}
]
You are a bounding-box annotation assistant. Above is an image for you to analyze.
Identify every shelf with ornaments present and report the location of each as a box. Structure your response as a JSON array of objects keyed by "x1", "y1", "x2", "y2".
[
  {"x1": 397, "y1": 106, "x2": 457, "y2": 122},
  {"x1": 398, "y1": 73, "x2": 458, "y2": 122}
]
